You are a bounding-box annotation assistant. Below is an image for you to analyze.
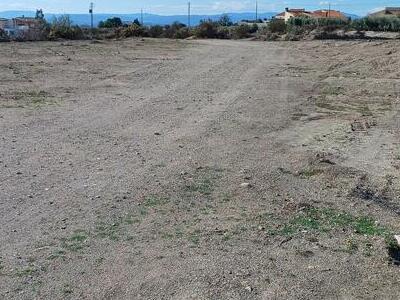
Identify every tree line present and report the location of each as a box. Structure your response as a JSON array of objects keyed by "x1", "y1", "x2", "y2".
[{"x1": 1, "y1": 14, "x2": 400, "y2": 42}]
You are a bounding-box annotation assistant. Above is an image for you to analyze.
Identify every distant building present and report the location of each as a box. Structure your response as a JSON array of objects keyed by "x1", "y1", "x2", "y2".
[
  {"x1": 274, "y1": 7, "x2": 347, "y2": 22},
  {"x1": 275, "y1": 8, "x2": 312, "y2": 22},
  {"x1": 312, "y1": 10, "x2": 347, "y2": 20},
  {"x1": 0, "y1": 18, "x2": 8, "y2": 29},
  {"x1": 0, "y1": 15, "x2": 42, "y2": 38},
  {"x1": 369, "y1": 7, "x2": 400, "y2": 17}
]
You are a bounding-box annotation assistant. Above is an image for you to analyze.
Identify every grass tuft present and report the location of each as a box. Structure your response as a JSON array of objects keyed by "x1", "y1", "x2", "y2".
[{"x1": 61, "y1": 230, "x2": 89, "y2": 252}]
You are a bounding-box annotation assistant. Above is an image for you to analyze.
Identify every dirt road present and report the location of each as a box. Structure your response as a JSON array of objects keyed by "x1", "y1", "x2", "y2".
[{"x1": 1, "y1": 38, "x2": 400, "y2": 299}]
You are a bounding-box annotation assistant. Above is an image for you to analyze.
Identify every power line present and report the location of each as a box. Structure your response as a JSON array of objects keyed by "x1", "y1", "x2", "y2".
[{"x1": 328, "y1": 2, "x2": 331, "y2": 18}]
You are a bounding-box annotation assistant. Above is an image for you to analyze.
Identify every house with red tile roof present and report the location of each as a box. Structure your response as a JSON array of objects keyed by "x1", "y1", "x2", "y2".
[
  {"x1": 274, "y1": 8, "x2": 348, "y2": 22},
  {"x1": 311, "y1": 10, "x2": 347, "y2": 20},
  {"x1": 0, "y1": 16, "x2": 41, "y2": 38},
  {"x1": 275, "y1": 8, "x2": 312, "y2": 22},
  {"x1": 369, "y1": 7, "x2": 400, "y2": 17}
]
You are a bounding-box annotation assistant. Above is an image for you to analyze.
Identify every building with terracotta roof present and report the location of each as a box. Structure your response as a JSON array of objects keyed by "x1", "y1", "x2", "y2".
[
  {"x1": 0, "y1": 16, "x2": 41, "y2": 38},
  {"x1": 311, "y1": 10, "x2": 347, "y2": 20},
  {"x1": 274, "y1": 8, "x2": 348, "y2": 23},
  {"x1": 369, "y1": 7, "x2": 400, "y2": 17},
  {"x1": 274, "y1": 8, "x2": 312, "y2": 22}
]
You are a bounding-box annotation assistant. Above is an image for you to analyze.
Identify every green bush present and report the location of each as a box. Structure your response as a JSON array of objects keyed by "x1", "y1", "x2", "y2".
[
  {"x1": 351, "y1": 16, "x2": 400, "y2": 32},
  {"x1": 120, "y1": 24, "x2": 144, "y2": 37},
  {"x1": 218, "y1": 14, "x2": 233, "y2": 26},
  {"x1": 195, "y1": 19, "x2": 219, "y2": 38},
  {"x1": 49, "y1": 15, "x2": 84, "y2": 40},
  {"x1": 173, "y1": 27, "x2": 191, "y2": 39},
  {"x1": 99, "y1": 17, "x2": 123, "y2": 28},
  {"x1": 231, "y1": 24, "x2": 252, "y2": 39},
  {"x1": 216, "y1": 26, "x2": 230, "y2": 39},
  {"x1": 250, "y1": 23, "x2": 259, "y2": 33},
  {"x1": 268, "y1": 19, "x2": 287, "y2": 33},
  {"x1": 287, "y1": 17, "x2": 348, "y2": 28},
  {"x1": 164, "y1": 22, "x2": 187, "y2": 38},
  {"x1": 132, "y1": 18, "x2": 141, "y2": 26},
  {"x1": 148, "y1": 25, "x2": 164, "y2": 38},
  {"x1": 0, "y1": 28, "x2": 9, "y2": 42}
]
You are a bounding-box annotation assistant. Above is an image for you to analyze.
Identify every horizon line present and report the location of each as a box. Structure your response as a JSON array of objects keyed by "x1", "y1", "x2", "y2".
[{"x1": 0, "y1": 9, "x2": 362, "y2": 17}]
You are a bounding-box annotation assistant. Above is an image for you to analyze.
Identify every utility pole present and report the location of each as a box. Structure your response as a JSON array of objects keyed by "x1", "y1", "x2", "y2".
[
  {"x1": 89, "y1": 2, "x2": 94, "y2": 36},
  {"x1": 188, "y1": 2, "x2": 191, "y2": 29},
  {"x1": 255, "y1": 1, "x2": 258, "y2": 22},
  {"x1": 141, "y1": 8, "x2": 143, "y2": 25},
  {"x1": 328, "y1": 3, "x2": 331, "y2": 18}
]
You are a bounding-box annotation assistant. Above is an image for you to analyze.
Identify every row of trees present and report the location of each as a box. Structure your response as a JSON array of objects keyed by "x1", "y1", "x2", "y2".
[
  {"x1": 282, "y1": 15, "x2": 400, "y2": 33},
  {"x1": 2, "y1": 14, "x2": 400, "y2": 42},
  {"x1": 100, "y1": 14, "x2": 400, "y2": 40},
  {"x1": 98, "y1": 15, "x2": 259, "y2": 39}
]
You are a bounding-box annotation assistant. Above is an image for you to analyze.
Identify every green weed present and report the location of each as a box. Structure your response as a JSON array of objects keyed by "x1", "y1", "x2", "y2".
[
  {"x1": 15, "y1": 266, "x2": 38, "y2": 277},
  {"x1": 346, "y1": 238, "x2": 359, "y2": 254},
  {"x1": 322, "y1": 85, "x2": 343, "y2": 96},
  {"x1": 186, "y1": 177, "x2": 215, "y2": 195},
  {"x1": 61, "y1": 230, "x2": 89, "y2": 252},
  {"x1": 270, "y1": 208, "x2": 389, "y2": 238},
  {"x1": 299, "y1": 168, "x2": 324, "y2": 178},
  {"x1": 188, "y1": 230, "x2": 201, "y2": 246},
  {"x1": 95, "y1": 221, "x2": 121, "y2": 241},
  {"x1": 144, "y1": 195, "x2": 169, "y2": 207},
  {"x1": 185, "y1": 166, "x2": 223, "y2": 197},
  {"x1": 47, "y1": 250, "x2": 67, "y2": 260}
]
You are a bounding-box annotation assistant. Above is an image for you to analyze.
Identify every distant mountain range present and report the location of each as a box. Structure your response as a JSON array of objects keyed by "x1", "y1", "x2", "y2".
[{"x1": 0, "y1": 10, "x2": 361, "y2": 27}]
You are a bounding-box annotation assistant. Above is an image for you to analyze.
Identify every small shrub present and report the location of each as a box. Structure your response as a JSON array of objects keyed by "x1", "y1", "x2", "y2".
[
  {"x1": 164, "y1": 22, "x2": 187, "y2": 38},
  {"x1": 216, "y1": 26, "x2": 230, "y2": 39},
  {"x1": 351, "y1": 16, "x2": 400, "y2": 32},
  {"x1": 195, "y1": 19, "x2": 219, "y2": 38},
  {"x1": 268, "y1": 19, "x2": 287, "y2": 33},
  {"x1": 0, "y1": 28, "x2": 10, "y2": 42},
  {"x1": 148, "y1": 25, "x2": 164, "y2": 38},
  {"x1": 250, "y1": 23, "x2": 259, "y2": 33},
  {"x1": 285, "y1": 25, "x2": 305, "y2": 40},
  {"x1": 174, "y1": 27, "x2": 190, "y2": 39},
  {"x1": 231, "y1": 24, "x2": 252, "y2": 39},
  {"x1": 287, "y1": 16, "x2": 349, "y2": 32},
  {"x1": 49, "y1": 15, "x2": 83, "y2": 40},
  {"x1": 120, "y1": 24, "x2": 144, "y2": 38}
]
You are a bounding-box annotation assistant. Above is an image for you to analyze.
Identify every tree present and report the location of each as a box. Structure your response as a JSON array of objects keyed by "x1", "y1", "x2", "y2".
[
  {"x1": 49, "y1": 15, "x2": 83, "y2": 40},
  {"x1": 99, "y1": 17, "x2": 123, "y2": 28},
  {"x1": 133, "y1": 18, "x2": 141, "y2": 26},
  {"x1": 35, "y1": 9, "x2": 44, "y2": 20},
  {"x1": 195, "y1": 19, "x2": 219, "y2": 38},
  {"x1": 218, "y1": 14, "x2": 233, "y2": 26}
]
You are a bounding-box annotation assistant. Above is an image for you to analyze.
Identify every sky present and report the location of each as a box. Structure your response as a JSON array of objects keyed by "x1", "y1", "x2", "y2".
[{"x1": 0, "y1": 0, "x2": 398, "y2": 16}]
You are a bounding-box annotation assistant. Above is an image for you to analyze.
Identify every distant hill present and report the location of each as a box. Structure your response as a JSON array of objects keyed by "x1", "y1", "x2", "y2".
[
  {"x1": 0, "y1": 11, "x2": 277, "y2": 26},
  {"x1": 0, "y1": 10, "x2": 36, "y2": 19},
  {"x1": 344, "y1": 13, "x2": 361, "y2": 20}
]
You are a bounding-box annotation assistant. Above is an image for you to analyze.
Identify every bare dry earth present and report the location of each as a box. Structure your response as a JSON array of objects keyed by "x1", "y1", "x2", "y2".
[{"x1": 0, "y1": 38, "x2": 400, "y2": 299}]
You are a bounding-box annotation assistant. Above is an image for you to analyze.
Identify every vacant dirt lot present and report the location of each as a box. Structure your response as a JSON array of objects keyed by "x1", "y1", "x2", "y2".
[{"x1": 1, "y1": 38, "x2": 400, "y2": 299}]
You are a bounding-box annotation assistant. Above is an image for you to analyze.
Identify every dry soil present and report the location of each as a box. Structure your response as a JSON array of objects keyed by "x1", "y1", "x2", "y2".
[{"x1": 1, "y1": 38, "x2": 400, "y2": 299}]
